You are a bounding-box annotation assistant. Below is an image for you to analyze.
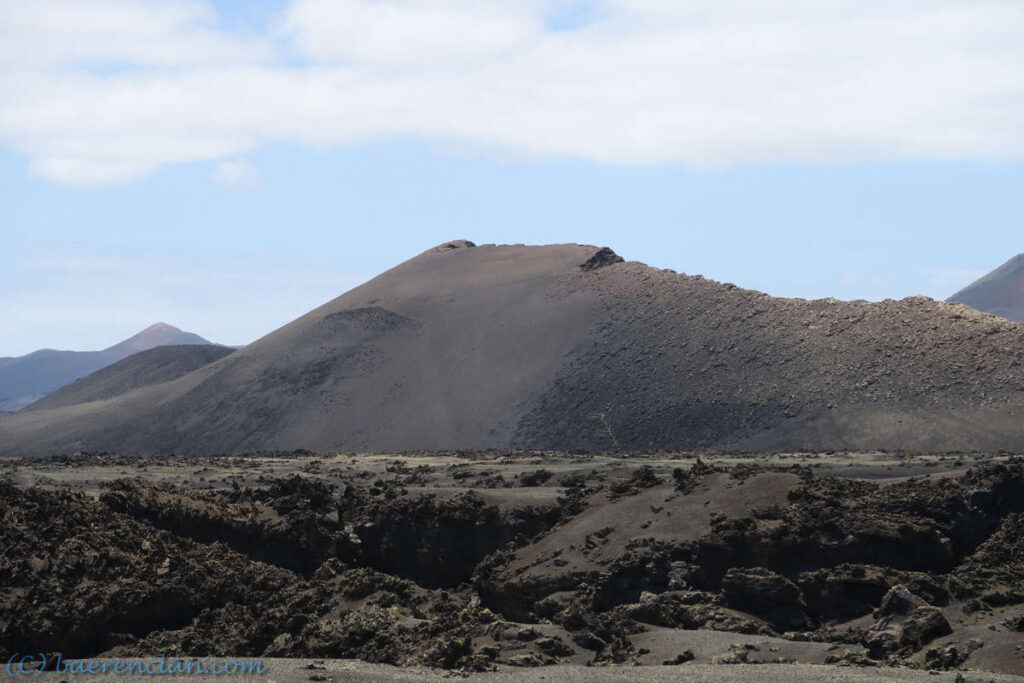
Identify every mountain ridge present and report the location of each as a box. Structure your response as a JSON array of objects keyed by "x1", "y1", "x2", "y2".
[
  {"x1": 3, "y1": 241, "x2": 1024, "y2": 455},
  {"x1": 22, "y1": 344, "x2": 236, "y2": 413},
  {"x1": 0, "y1": 323, "x2": 218, "y2": 412}
]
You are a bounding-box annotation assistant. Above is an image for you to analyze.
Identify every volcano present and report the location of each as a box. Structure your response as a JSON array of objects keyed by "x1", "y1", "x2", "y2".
[
  {"x1": 2, "y1": 241, "x2": 1024, "y2": 457},
  {"x1": 947, "y1": 253, "x2": 1024, "y2": 323}
]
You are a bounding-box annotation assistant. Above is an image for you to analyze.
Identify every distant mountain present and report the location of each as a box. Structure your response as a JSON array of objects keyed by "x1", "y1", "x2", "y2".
[
  {"x1": 0, "y1": 323, "x2": 216, "y2": 412},
  {"x1": 22, "y1": 344, "x2": 235, "y2": 413},
  {"x1": 947, "y1": 254, "x2": 1024, "y2": 323},
  {"x1": 4, "y1": 241, "x2": 1024, "y2": 457}
]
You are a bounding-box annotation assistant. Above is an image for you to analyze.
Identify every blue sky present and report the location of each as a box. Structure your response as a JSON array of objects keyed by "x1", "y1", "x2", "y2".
[{"x1": 2, "y1": 1, "x2": 1023, "y2": 355}]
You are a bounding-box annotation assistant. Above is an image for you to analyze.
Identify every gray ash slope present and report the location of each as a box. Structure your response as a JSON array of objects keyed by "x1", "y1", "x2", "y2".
[
  {"x1": 948, "y1": 253, "x2": 1024, "y2": 323},
  {"x1": 22, "y1": 344, "x2": 235, "y2": 412},
  {"x1": 2, "y1": 241, "x2": 1024, "y2": 456}
]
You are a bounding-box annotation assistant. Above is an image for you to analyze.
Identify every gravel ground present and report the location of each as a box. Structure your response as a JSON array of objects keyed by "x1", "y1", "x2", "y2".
[{"x1": 22, "y1": 660, "x2": 1024, "y2": 682}]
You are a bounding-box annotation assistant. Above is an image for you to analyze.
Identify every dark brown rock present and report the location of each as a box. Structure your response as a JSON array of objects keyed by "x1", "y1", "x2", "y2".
[
  {"x1": 579, "y1": 247, "x2": 624, "y2": 271},
  {"x1": 721, "y1": 567, "x2": 809, "y2": 631}
]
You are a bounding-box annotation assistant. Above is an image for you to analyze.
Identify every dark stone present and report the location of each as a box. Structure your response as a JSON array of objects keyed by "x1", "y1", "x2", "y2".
[{"x1": 579, "y1": 247, "x2": 624, "y2": 271}]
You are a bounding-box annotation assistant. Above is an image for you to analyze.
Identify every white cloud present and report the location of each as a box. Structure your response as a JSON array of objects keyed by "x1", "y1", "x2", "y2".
[
  {"x1": 0, "y1": 0, "x2": 271, "y2": 67},
  {"x1": 2, "y1": 0, "x2": 1024, "y2": 185},
  {"x1": 211, "y1": 158, "x2": 263, "y2": 189},
  {"x1": 28, "y1": 156, "x2": 158, "y2": 187},
  {"x1": 282, "y1": 0, "x2": 542, "y2": 67}
]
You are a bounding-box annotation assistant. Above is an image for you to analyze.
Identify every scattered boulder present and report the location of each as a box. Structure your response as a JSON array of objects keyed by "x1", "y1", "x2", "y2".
[
  {"x1": 608, "y1": 465, "x2": 661, "y2": 497},
  {"x1": 671, "y1": 458, "x2": 720, "y2": 493},
  {"x1": 515, "y1": 627, "x2": 541, "y2": 642},
  {"x1": 899, "y1": 607, "x2": 952, "y2": 650},
  {"x1": 662, "y1": 650, "x2": 695, "y2": 665},
  {"x1": 823, "y1": 650, "x2": 877, "y2": 667},
  {"x1": 431, "y1": 240, "x2": 476, "y2": 252},
  {"x1": 507, "y1": 653, "x2": 543, "y2": 667},
  {"x1": 534, "y1": 636, "x2": 575, "y2": 658},
  {"x1": 1003, "y1": 614, "x2": 1024, "y2": 632},
  {"x1": 876, "y1": 584, "x2": 925, "y2": 618},
  {"x1": 865, "y1": 586, "x2": 952, "y2": 658},
  {"x1": 713, "y1": 643, "x2": 759, "y2": 664},
  {"x1": 924, "y1": 638, "x2": 984, "y2": 670},
  {"x1": 800, "y1": 564, "x2": 949, "y2": 622},
  {"x1": 721, "y1": 567, "x2": 809, "y2": 631},
  {"x1": 579, "y1": 247, "x2": 624, "y2": 271}
]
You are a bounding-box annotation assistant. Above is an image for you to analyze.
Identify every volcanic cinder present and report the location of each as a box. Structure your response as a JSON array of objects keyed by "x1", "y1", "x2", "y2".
[{"x1": 3, "y1": 240, "x2": 1024, "y2": 457}]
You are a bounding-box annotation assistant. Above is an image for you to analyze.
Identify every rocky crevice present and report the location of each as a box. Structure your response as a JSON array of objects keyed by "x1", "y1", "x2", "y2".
[{"x1": 4, "y1": 456, "x2": 1024, "y2": 673}]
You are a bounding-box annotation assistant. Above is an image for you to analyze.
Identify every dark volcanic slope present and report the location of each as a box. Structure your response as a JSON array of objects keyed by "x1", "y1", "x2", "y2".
[
  {"x1": 0, "y1": 323, "x2": 215, "y2": 412},
  {"x1": 23, "y1": 344, "x2": 235, "y2": 412},
  {"x1": 2, "y1": 241, "x2": 1024, "y2": 456},
  {"x1": 515, "y1": 262, "x2": 1024, "y2": 452},
  {"x1": 948, "y1": 253, "x2": 1024, "y2": 323}
]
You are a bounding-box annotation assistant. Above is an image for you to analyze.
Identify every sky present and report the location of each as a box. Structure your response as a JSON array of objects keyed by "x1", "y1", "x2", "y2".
[{"x1": 1, "y1": 0, "x2": 1023, "y2": 356}]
